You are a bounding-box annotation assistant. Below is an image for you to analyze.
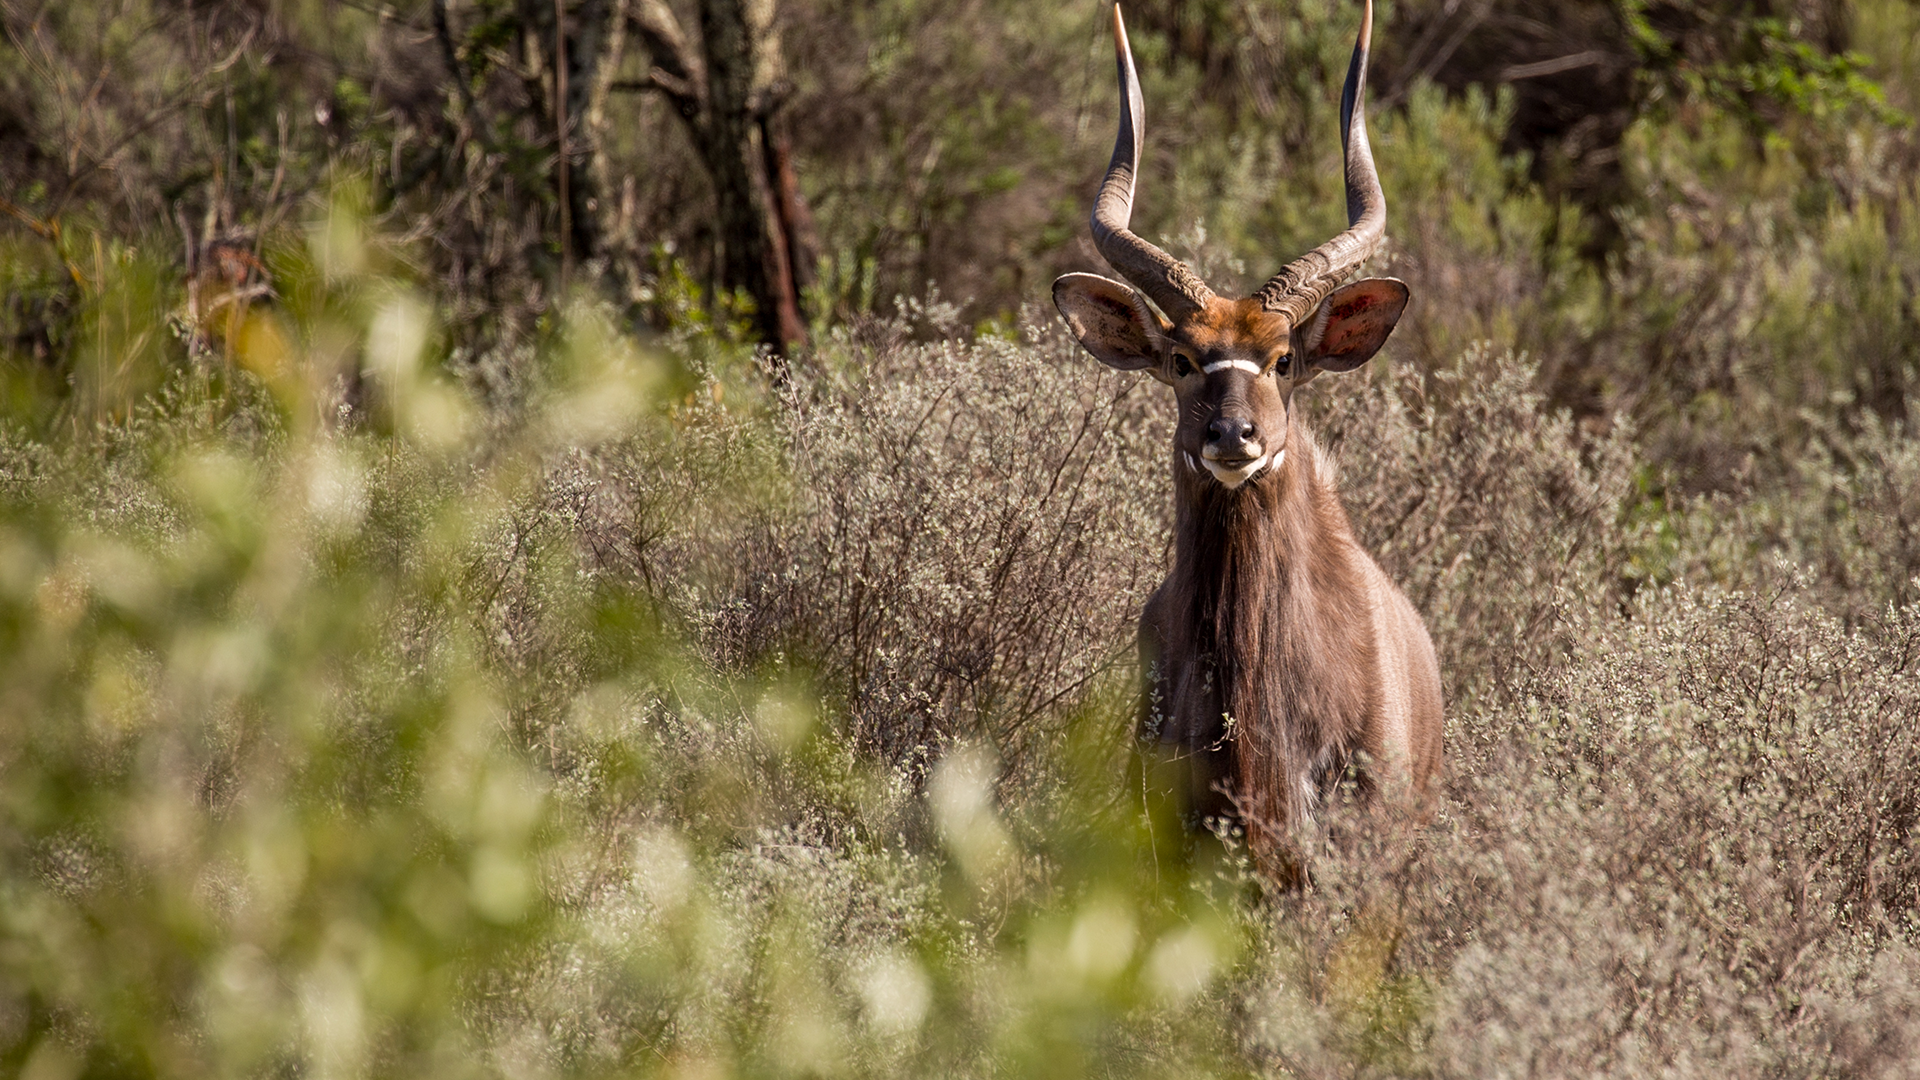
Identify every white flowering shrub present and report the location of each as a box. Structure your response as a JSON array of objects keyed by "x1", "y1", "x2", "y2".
[{"x1": 4, "y1": 201, "x2": 1919, "y2": 1079}]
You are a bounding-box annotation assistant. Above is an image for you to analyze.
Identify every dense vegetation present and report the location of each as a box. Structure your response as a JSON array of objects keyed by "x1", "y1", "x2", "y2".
[{"x1": 4, "y1": 0, "x2": 1920, "y2": 1076}]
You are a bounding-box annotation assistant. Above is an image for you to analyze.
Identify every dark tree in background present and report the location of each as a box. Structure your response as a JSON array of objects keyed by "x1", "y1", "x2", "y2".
[
  {"x1": 425, "y1": 0, "x2": 814, "y2": 357},
  {"x1": 627, "y1": 0, "x2": 817, "y2": 352},
  {"x1": 431, "y1": 0, "x2": 625, "y2": 314},
  {"x1": 1384, "y1": 0, "x2": 1864, "y2": 252},
  {"x1": 0, "y1": 0, "x2": 1910, "y2": 433}
]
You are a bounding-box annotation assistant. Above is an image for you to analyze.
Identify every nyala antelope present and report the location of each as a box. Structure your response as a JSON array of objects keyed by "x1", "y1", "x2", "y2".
[{"x1": 1053, "y1": 0, "x2": 1442, "y2": 880}]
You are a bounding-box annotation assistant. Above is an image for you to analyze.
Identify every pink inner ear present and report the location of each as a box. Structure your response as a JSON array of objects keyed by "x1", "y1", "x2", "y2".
[
  {"x1": 1314, "y1": 279, "x2": 1406, "y2": 364},
  {"x1": 1329, "y1": 292, "x2": 1379, "y2": 322},
  {"x1": 1323, "y1": 302, "x2": 1384, "y2": 354}
]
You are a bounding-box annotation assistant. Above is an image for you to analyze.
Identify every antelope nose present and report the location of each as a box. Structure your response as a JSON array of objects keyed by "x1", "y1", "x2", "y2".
[{"x1": 1207, "y1": 417, "x2": 1257, "y2": 447}]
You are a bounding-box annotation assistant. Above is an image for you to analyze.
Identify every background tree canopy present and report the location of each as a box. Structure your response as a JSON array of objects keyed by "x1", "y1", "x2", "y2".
[{"x1": 4, "y1": 1, "x2": 1920, "y2": 1078}]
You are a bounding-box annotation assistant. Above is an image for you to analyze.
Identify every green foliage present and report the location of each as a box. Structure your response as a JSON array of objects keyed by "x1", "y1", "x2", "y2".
[
  {"x1": 0, "y1": 200, "x2": 571, "y2": 1078},
  {"x1": 7, "y1": 2, "x2": 1920, "y2": 1077},
  {"x1": 1627, "y1": 3, "x2": 1908, "y2": 132},
  {"x1": 0, "y1": 197, "x2": 1262, "y2": 1080},
  {"x1": 5, "y1": 184, "x2": 1920, "y2": 1075}
]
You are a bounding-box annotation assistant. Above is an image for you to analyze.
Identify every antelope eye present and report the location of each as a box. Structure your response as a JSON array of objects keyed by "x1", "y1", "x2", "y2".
[
  {"x1": 1172, "y1": 352, "x2": 1196, "y2": 377},
  {"x1": 1273, "y1": 355, "x2": 1292, "y2": 378}
]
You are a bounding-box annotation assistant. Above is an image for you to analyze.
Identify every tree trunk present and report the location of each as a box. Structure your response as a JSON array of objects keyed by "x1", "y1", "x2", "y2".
[
  {"x1": 562, "y1": 0, "x2": 617, "y2": 265},
  {"x1": 627, "y1": 0, "x2": 811, "y2": 354},
  {"x1": 470, "y1": 0, "x2": 619, "y2": 281},
  {"x1": 697, "y1": 0, "x2": 806, "y2": 350},
  {"x1": 762, "y1": 110, "x2": 818, "y2": 303}
]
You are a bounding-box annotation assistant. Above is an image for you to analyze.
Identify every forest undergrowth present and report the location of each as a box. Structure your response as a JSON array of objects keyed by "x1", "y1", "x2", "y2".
[
  {"x1": 7, "y1": 1, "x2": 1920, "y2": 1077},
  {"x1": 3, "y1": 234, "x2": 1918, "y2": 1076}
]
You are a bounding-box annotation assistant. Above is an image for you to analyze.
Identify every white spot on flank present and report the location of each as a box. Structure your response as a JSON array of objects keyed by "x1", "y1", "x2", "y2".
[{"x1": 1201, "y1": 358, "x2": 1264, "y2": 376}]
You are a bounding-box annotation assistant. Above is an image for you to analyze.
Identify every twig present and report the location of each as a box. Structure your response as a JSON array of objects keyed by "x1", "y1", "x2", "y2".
[
  {"x1": 433, "y1": 0, "x2": 499, "y2": 154},
  {"x1": 1502, "y1": 51, "x2": 1612, "y2": 82},
  {"x1": 0, "y1": 197, "x2": 83, "y2": 286},
  {"x1": 556, "y1": 0, "x2": 572, "y2": 291},
  {"x1": 49, "y1": 20, "x2": 260, "y2": 214}
]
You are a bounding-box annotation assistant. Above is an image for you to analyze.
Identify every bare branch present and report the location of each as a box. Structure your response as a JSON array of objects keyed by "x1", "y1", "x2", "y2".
[
  {"x1": 628, "y1": 0, "x2": 705, "y2": 119},
  {"x1": 609, "y1": 67, "x2": 699, "y2": 105},
  {"x1": 1501, "y1": 51, "x2": 1613, "y2": 82},
  {"x1": 433, "y1": 0, "x2": 499, "y2": 153}
]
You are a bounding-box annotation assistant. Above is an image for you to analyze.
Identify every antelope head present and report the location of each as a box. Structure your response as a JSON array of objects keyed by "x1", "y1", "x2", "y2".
[{"x1": 1053, "y1": 0, "x2": 1408, "y2": 491}]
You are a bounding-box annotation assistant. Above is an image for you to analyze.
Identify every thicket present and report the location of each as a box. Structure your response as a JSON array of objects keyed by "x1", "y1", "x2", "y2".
[{"x1": 5, "y1": 1, "x2": 1920, "y2": 1077}]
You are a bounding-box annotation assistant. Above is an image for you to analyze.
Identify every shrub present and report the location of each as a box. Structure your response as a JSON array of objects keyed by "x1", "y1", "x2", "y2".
[{"x1": 6, "y1": 196, "x2": 1920, "y2": 1077}]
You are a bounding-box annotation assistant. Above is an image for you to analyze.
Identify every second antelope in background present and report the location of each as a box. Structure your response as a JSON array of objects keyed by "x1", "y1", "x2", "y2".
[{"x1": 1052, "y1": 1, "x2": 1442, "y2": 881}]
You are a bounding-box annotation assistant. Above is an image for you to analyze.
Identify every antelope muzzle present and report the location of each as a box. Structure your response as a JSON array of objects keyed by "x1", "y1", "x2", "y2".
[{"x1": 1200, "y1": 411, "x2": 1273, "y2": 489}]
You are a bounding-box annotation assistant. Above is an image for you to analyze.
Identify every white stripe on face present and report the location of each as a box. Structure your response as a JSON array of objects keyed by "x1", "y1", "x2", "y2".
[{"x1": 1201, "y1": 358, "x2": 1264, "y2": 376}]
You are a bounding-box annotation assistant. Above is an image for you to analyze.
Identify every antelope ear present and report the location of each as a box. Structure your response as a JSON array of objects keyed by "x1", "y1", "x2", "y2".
[
  {"x1": 1052, "y1": 273, "x2": 1164, "y2": 372},
  {"x1": 1296, "y1": 278, "x2": 1409, "y2": 375}
]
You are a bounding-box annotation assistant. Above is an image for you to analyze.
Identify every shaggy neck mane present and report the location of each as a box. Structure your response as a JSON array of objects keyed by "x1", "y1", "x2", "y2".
[{"x1": 1167, "y1": 425, "x2": 1378, "y2": 834}]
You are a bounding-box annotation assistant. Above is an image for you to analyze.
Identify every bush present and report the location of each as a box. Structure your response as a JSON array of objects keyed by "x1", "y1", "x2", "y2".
[
  {"x1": 1424, "y1": 581, "x2": 1920, "y2": 1078},
  {"x1": 8, "y1": 0, "x2": 1920, "y2": 1066}
]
